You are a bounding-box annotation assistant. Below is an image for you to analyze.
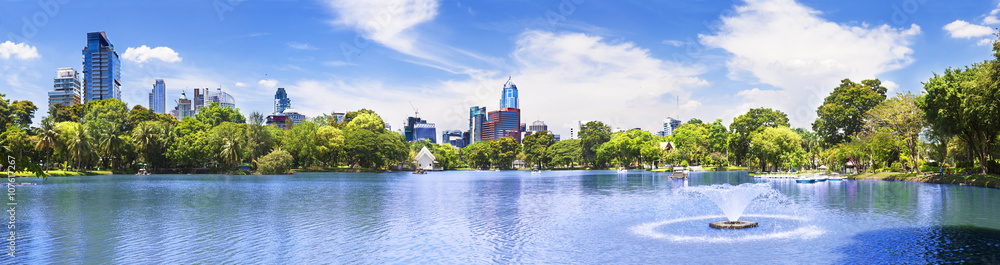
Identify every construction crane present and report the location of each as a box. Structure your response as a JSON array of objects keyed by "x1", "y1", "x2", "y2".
[{"x1": 408, "y1": 101, "x2": 419, "y2": 118}]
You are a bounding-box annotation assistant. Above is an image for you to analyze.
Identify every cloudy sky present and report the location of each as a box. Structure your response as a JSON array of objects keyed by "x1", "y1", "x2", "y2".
[{"x1": 0, "y1": 0, "x2": 996, "y2": 139}]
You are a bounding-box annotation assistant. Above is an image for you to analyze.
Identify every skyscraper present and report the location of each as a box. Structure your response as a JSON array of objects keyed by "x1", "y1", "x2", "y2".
[
  {"x1": 468, "y1": 106, "x2": 486, "y2": 144},
  {"x1": 501, "y1": 77, "x2": 518, "y2": 109},
  {"x1": 405, "y1": 116, "x2": 428, "y2": 142},
  {"x1": 659, "y1": 117, "x2": 682, "y2": 137},
  {"x1": 413, "y1": 123, "x2": 437, "y2": 142},
  {"x1": 274, "y1": 88, "x2": 291, "y2": 114},
  {"x1": 149, "y1": 79, "x2": 166, "y2": 113},
  {"x1": 171, "y1": 91, "x2": 194, "y2": 119},
  {"x1": 48, "y1": 68, "x2": 82, "y2": 108},
  {"x1": 82, "y1": 32, "x2": 121, "y2": 102},
  {"x1": 484, "y1": 78, "x2": 521, "y2": 143},
  {"x1": 266, "y1": 87, "x2": 305, "y2": 129},
  {"x1": 193, "y1": 88, "x2": 204, "y2": 111}
]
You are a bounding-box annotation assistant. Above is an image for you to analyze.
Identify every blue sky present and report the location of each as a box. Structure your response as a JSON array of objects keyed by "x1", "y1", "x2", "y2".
[{"x1": 1, "y1": 0, "x2": 998, "y2": 138}]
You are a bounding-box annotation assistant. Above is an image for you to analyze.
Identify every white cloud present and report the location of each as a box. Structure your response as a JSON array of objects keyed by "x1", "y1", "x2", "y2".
[
  {"x1": 258, "y1": 79, "x2": 278, "y2": 88},
  {"x1": 984, "y1": 16, "x2": 1000, "y2": 25},
  {"x1": 235, "y1": 82, "x2": 247, "y2": 87},
  {"x1": 281, "y1": 31, "x2": 709, "y2": 136},
  {"x1": 662, "y1": 40, "x2": 684, "y2": 47},
  {"x1": 979, "y1": 38, "x2": 994, "y2": 46},
  {"x1": 122, "y1": 45, "x2": 182, "y2": 64},
  {"x1": 0, "y1": 41, "x2": 39, "y2": 60},
  {"x1": 699, "y1": 0, "x2": 920, "y2": 127},
  {"x1": 287, "y1": 42, "x2": 318, "y2": 50},
  {"x1": 323, "y1": 60, "x2": 355, "y2": 67},
  {"x1": 325, "y1": 0, "x2": 438, "y2": 56},
  {"x1": 943, "y1": 20, "x2": 994, "y2": 39}
]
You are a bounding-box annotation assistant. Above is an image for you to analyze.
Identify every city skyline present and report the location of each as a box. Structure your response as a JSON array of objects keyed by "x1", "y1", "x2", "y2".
[{"x1": 1, "y1": 0, "x2": 998, "y2": 137}]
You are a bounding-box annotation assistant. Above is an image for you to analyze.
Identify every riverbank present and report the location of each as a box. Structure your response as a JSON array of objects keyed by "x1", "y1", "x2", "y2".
[
  {"x1": 848, "y1": 172, "x2": 1000, "y2": 189},
  {"x1": 14, "y1": 170, "x2": 113, "y2": 177}
]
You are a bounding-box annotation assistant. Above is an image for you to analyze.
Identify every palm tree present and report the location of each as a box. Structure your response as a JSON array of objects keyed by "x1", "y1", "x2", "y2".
[
  {"x1": 68, "y1": 126, "x2": 92, "y2": 171},
  {"x1": 33, "y1": 119, "x2": 60, "y2": 171},
  {"x1": 219, "y1": 135, "x2": 242, "y2": 170},
  {"x1": 132, "y1": 122, "x2": 158, "y2": 169},
  {"x1": 100, "y1": 128, "x2": 127, "y2": 170}
]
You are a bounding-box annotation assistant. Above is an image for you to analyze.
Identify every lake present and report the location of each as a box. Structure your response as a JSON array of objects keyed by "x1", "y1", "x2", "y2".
[{"x1": 4, "y1": 170, "x2": 1000, "y2": 264}]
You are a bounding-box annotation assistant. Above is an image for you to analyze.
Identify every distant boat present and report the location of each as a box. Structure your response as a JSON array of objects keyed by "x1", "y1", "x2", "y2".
[
  {"x1": 531, "y1": 169, "x2": 540, "y2": 174},
  {"x1": 796, "y1": 178, "x2": 817, "y2": 183},
  {"x1": 618, "y1": 168, "x2": 627, "y2": 174},
  {"x1": 495, "y1": 169, "x2": 500, "y2": 172}
]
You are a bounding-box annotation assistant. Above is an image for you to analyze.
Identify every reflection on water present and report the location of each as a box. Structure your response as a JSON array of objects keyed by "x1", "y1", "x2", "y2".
[{"x1": 2, "y1": 171, "x2": 1000, "y2": 263}]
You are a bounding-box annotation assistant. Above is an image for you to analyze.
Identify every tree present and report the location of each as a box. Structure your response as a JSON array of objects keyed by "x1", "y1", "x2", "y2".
[
  {"x1": 707, "y1": 119, "x2": 729, "y2": 154},
  {"x1": 0, "y1": 125, "x2": 32, "y2": 162},
  {"x1": 83, "y1": 98, "x2": 129, "y2": 132},
  {"x1": 315, "y1": 126, "x2": 345, "y2": 167},
  {"x1": 687, "y1": 118, "x2": 703, "y2": 125},
  {"x1": 730, "y1": 108, "x2": 789, "y2": 167},
  {"x1": 33, "y1": 119, "x2": 60, "y2": 170},
  {"x1": 257, "y1": 148, "x2": 294, "y2": 174},
  {"x1": 522, "y1": 131, "x2": 555, "y2": 168},
  {"x1": 434, "y1": 144, "x2": 460, "y2": 170},
  {"x1": 749, "y1": 126, "x2": 803, "y2": 171},
  {"x1": 673, "y1": 123, "x2": 709, "y2": 165},
  {"x1": 339, "y1": 109, "x2": 377, "y2": 128},
  {"x1": 126, "y1": 105, "x2": 159, "y2": 132},
  {"x1": 546, "y1": 139, "x2": 581, "y2": 167},
  {"x1": 48, "y1": 103, "x2": 85, "y2": 123},
  {"x1": 813, "y1": 78, "x2": 888, "y2": 145},
  {"x1": 865, "y1": 93, "x2": 925, "y2": 173},
  {"x1": 133, "y1": 121, "x2": 172, "y2": 170},
  {"x1": 579, "y1": 121, "x2": 611, "y2": 167},
  {"x1": 168, "y1": 118, "x2": 210, "y2": 170},
  {"x1": 284, "y1": 121, "x2": 318, "y2": 168},
  {"x1": 207, "y1": 122, "x2": 247, "y2": 170},
  {"x1": 8, "y1": 100, "x2": 37, "y2": 129},
  {"x1": 462, "y1": 140, "x2": 494, "y2": 169},
  {"x1": 490, "y1": 137, "x2": 520, "y2": 169},
  {"x1": 67, "y1": 124, "x2": 93, "y2": 170},
  {"x1": 195, "y1": 102, "x2": 246, "y2": 127}
]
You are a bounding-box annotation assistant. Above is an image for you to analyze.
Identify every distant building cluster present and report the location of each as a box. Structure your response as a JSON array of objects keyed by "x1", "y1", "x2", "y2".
[
  {"x1": 266, "y1": 88, "x2": 306, "y2": 129},
  {"x1": 47, "y1": 32, "x2": 121, "y2": 108}
]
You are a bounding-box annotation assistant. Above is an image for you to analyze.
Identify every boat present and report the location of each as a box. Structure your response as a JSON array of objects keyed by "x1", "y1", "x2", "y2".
[
  {"x1": 531, "y1": 169, "x2": 540, "y2": 174},
  {"x1": 618, "y1": 168, "x2": 627, "y2": 174},
  {"x1": 828, "y1": 176, "x2": 843, "y2": 181},
  {"x1": 495, "y1": 169, "x2": 500, "y2": 172},
  {"x1": 795, "y1": 178, "x2": 817, "y2": 183},
  {"x1": 413, "y1": 168, "x2": 427, "y2": 174}
]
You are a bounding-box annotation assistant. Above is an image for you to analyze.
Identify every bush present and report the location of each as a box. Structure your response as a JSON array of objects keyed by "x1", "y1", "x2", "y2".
[
  {"x1": 680, "y1": 160, "x2": 689, "y2": 167},
  {"x1": 258, "y1": 149, "x2": 294, "y2": 175},
  {"x1": 889, "y1": 162, "x2": 902, "y2": 172}
]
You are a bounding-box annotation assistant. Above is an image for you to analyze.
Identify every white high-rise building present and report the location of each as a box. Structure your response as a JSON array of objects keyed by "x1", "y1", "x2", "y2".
[{"x1": 48, "y1": 68, "x2": 83, "y2": 108}]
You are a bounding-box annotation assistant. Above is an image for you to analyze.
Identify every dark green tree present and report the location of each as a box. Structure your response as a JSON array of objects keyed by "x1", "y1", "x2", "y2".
[
  {"x1": 730, "y1": 108, "x2": 789, "y2": 167},
  {"x1": 579, "y1": 121, "x2": 611, "y2": 167},
  {"x1": 812, "y1": 78, "x2": 888, "y2": 145},
  {"x1": 195, "y1": 102, "x2": 246, "y2": 127},
  {"x1": 522, "y1": 131, "x2": 555, "y2": 169}
]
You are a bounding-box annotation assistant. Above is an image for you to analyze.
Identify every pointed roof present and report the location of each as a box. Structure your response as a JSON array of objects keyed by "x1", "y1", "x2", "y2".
[{"x1": 415, "y1": 146, "x2": 436, "y2": 161}]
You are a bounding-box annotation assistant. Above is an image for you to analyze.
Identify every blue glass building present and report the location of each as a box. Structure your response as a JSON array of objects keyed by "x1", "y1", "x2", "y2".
[
  {"x1": 274, "y1": 88, "x2": 291, "y2": 114},
  {"x1": 501, "y1": 79, "x2": 518, "y2": 109},
  {"x1": 82, "y1": 32, "x2": 121, "y2": 102},
  {"x1": 149, "y1": 79, "x2": 166, "y2": 113},
  {"x1": 468, "y1": 106, "x2": 486, "y2": 144}
]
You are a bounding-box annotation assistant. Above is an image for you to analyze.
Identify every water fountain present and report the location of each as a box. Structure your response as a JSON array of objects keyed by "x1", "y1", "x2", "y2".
[{"x1": 684, "y1": 183, "x2": 777, "y2": 229}]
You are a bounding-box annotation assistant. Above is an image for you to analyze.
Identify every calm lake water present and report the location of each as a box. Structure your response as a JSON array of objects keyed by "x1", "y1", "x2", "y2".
[{"x1": 4, "y1": 170, "x2": 1000, "y2": 264}]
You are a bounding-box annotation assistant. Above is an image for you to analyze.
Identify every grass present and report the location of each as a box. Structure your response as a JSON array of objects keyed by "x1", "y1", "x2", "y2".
[
  {"x1": 14, "y1": 170, "x2": 112, "y2": 177},
  {"x1": 848, "y1": 172, "x2": 1000, "y2": 189}
]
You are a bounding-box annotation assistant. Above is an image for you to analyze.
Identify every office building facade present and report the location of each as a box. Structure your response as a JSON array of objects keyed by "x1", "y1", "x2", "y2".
[
  {"x1": 48, "y1": 68, "x2": 82, "y2": 108},
  {"x1": 171, "y1": 91, "x2": 194, "y2": 119},
  {"x1": 659, "y1": 117, "x2": 682, "y2": 137},
  {"x1": 148, "y1": 79, "x2": 166, "y2": 113},
  {"x1": 468, "y1": 106, "x2": 486, "y2": 145},
  {"x1": 413, "y1": 123, "x2": 437, "y2": 143},
  {"x1": 274, "y1": 88, "x2": 291, "y2": 114},
  {"x1": 82, "y1": 32, "x2": 121, "y2": 102}
]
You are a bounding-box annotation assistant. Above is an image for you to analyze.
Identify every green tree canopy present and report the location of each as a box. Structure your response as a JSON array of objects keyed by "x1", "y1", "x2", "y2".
[
  {"x1": 195, "y1": 102, "x2": 246, "y2": 127},
  {"x1": 579, "y1": 121, "x2": 611, "y2": 167},
  {"x1": 813, "y1": 78, "x2": 888, "y2": 145},
  {"x1": 522, "y1": 131, "x2": 555, "y2": 168},
  {"x1": 730, "y1": 108, "x2": 789, "y2": 166}
]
